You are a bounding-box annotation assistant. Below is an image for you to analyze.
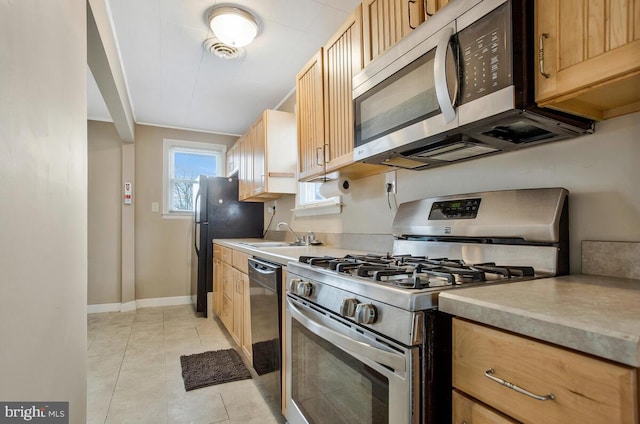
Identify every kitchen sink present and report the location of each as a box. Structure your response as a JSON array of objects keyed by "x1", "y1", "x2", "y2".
[{"x1": 240, "y1": 241, "x2": 292, "y2": 248}]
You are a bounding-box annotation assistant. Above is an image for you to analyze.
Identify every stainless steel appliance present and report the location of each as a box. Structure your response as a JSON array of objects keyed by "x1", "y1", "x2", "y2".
[
  {"x1": 285, "y1": 187, "x2": 569, "y2": 423},
  {"x1": 191, "y1": 176, "x2": 263, "y2": 316},
  {"x1": 352, "y1": 0, "x2": 593, "y2": 170},
  {"x1": 248, "y1": 257, "x2": 283, "y2": 411}
]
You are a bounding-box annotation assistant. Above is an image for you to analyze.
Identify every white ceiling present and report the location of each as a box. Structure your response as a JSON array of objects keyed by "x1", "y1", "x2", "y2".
[{"x1": 87, "y1": 0, "x2": 361, "y2": 135}]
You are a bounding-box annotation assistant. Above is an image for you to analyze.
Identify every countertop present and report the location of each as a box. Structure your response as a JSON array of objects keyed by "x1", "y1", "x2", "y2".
[
  {"x1": 439, "y1": 274, "x2": 640, "y2": 367},
  {"x1": 212, "y1": 238, "x2": 373, "y2": 266}
]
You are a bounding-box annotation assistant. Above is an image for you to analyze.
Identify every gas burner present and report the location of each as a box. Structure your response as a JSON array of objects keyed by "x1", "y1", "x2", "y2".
[{"x1": 298, "y1": 254, "x2": 540, "y2": 292}]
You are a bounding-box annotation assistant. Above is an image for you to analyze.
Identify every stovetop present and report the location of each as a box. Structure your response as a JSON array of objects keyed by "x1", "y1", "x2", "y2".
[{"x1": 298, "y1": 253, "x2": 535, "y2": 290}]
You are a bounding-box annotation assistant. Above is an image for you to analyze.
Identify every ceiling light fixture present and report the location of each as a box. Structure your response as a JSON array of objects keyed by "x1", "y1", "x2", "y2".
[{"x1": 207, "y1": 5, "x2": 260, "y2": 48}]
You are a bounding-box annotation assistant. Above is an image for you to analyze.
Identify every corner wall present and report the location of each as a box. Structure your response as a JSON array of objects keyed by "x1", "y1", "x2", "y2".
[
  {"x1": 0, "y1": 1, "x2": 88, "y2": 422},
  {"x1": 134, "y1": 124, "x2": 238, "y2": 300},
  {"x1": 88, "y1": 121, "x2": 122, "y2": 305}
]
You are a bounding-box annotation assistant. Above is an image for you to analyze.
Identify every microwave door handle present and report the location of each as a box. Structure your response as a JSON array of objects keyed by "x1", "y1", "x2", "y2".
[
  {"x1": 434, "y1": 26, "x2": 456, "y2": 123},
  {"x1": 287, "y1": 298, "x2": 406, "y2": 372}
]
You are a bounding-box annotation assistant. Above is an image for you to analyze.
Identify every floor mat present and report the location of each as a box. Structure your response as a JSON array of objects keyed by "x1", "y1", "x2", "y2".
[{"x1": 180, "y1": 348, "x2": 252, "y2": 391}]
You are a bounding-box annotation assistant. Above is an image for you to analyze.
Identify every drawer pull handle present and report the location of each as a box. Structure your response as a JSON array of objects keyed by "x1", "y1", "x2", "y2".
[{"x1": 484, "y1": 368, "x2": 555, "y2": 401}]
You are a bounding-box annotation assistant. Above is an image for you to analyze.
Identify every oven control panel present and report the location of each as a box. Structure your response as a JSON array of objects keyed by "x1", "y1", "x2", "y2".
[{"x1": 429, "y1": 198, "x2": 481, "y2": 220}]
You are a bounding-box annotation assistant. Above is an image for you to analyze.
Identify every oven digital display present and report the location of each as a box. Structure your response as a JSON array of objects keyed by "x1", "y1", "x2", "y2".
[{"x1": 429, "y1": 198, "x2": 481, "y2": 219}]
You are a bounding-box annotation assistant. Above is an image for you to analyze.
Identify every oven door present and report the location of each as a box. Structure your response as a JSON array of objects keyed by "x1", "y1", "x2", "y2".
[{"x1": 285, "y1": 295, "x2": 419, "y2": 424}]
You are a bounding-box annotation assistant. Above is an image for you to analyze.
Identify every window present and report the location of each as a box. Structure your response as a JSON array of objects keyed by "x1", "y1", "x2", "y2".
[
  {"x1": 163, "y1": 139, "x2": 225, "y2": 217},
  {"x1": 294, "y1": 182, "x2": 342, "y2": 216}
]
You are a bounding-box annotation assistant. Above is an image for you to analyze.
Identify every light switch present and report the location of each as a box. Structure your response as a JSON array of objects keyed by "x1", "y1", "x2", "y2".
[{"x1": 152, "y1": 202, "x2": 159, "y2": 212}]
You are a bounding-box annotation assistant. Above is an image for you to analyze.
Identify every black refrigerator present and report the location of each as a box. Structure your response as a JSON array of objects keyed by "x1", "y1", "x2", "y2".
[{"x1": 191, "y1": 176, "x2": 263, "y2": 316}]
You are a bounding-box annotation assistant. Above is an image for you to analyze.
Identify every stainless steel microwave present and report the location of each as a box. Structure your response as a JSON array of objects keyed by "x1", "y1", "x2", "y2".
[{"x1": 352, "y1": 0, "x2": 594, "y2": 170}]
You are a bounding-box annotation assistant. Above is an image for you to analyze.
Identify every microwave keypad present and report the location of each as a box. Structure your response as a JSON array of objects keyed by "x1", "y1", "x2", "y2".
[{"x1": 458, "y1": 2, "x2": 511, "y2": 105}]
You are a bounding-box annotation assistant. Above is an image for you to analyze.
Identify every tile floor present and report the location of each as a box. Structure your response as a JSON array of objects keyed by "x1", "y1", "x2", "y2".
[{"x1": 87, "y1": 305, "x2": 284, "y2": 424}]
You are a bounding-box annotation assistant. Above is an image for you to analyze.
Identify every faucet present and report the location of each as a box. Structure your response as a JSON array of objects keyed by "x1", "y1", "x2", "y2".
[{"x1": 277, "y1": 222, "x2": 304, "y2": 245}]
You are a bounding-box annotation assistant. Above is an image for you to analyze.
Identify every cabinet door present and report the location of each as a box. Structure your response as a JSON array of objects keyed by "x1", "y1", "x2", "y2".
[
  {"x1": 535, "y1": 0, "x2": 640, "y2": 119},
  {"x1": 362, "y1": 0, "x2": 425, "y2": 65},
  {"x1": 241, "y1": 272, "x2": 252, "y2": 361},
  {"x1": 238, "y1": 135, "x2": 250, "y2": 200},
  {"x1": 220, "y1": 262, "x2": 234, "y2": 331},
  {"x1": 424, "y1": 0, "x2": 448, "y2": 21},
  {"x1": 453, "y1": 318, "x2": 638, "y2": 424},
  {"x1": 323, "y1": 6, "x2": 363, "y2": 173},
  {"x1": 452, "y1": 390, "x2": 519, "y2": 424},
  {"x1": 296, "y1": 50, "x2": 326, "y2": 181},
  {"x1": 232, "y1": 269, "x2": 243, "y2": 346},
  {"x1": 226, "y1": 142, "x2": 239, "y2": 177},
  {"x1": 251, "y1": 115, "x2": 266, "y2": 196},
  {"x1": 213, "y1": 258, "x2": 223, "y2": 316}
]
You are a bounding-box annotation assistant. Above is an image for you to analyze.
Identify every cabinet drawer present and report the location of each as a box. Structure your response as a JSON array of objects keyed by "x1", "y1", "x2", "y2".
[
  {"x1": 453, "y1": 318, "x2": 638, "y2": 424},
  {"x1": 452, "y1": 389, "x2": 519, "y2": 424},
  {"x1": 221, "y1": 246, "x2": 232, "y2": 264},
  {"x1": 232, "y1": 250, "x2": 249, "y2": 274}
]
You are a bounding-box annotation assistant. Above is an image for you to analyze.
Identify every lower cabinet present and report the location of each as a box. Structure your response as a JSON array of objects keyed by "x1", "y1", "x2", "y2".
[
  {"x1": 220, "y1": 261, "x2": 234, "y2": 332},
  {"x1": 452, "y1": 318, "x2": 638, "y2": 424},
  {"x1": 452, "y1": 390, "x2": 518, "y2": 424},
  {"x1": 213, "y1": 244, "x2": 252, "y2": 362}
]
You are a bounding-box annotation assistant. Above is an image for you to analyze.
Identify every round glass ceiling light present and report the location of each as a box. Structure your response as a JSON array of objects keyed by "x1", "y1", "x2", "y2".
[{"x1": 208, "y1": 6, "x2": 259, "y2": 48}]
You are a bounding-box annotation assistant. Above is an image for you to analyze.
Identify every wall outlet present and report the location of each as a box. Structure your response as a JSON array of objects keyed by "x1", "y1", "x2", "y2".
[
  {"x1": 385, "y1": 171, "x2": 397, "y2": 194},
  {"x1": 267, "y1": 200, "x2": 277, "y2": 215},
  {"x1": 151, "y1": 202, "x2": 159, "y2": 212}
]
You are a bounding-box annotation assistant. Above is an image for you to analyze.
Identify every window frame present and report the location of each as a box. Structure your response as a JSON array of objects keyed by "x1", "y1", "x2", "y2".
[
  {"x1": 293, "y1": 181, "x2": 343, "y2": 217},
  {"x1": 162, "y1": 138, "x2": 226, "y2": 219}
]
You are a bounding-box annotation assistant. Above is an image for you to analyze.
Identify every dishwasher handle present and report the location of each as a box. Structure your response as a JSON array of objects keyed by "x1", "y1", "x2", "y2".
[{"x1": 248, "y1": 257, "x2": 282, "y2": 293}]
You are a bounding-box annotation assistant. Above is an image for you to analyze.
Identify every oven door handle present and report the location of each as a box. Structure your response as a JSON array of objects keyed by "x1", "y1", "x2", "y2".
[{"x1": 287, "y1": 298, "x2": 406, "y2": 372}]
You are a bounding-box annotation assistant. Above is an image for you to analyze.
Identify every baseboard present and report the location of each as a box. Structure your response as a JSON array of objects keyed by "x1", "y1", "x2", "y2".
[
  {"x1": 120, "y1": 301, "x2": 137, "y2": 312},
  {"x1": 87, "y1": 295, "x2": 194, "y2": 314},
  {"x1": 136, "y1": 295, "x2": 193, "y2": 309},
  {"x1": 87, "y1": 303, "x2": 122, "y2": 314}
]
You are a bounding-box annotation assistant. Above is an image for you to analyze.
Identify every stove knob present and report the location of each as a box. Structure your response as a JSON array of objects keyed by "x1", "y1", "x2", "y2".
[
  {"x1": 295, "y1": 281, "x2": 313, "y2": 298},
  {"x1": 339, "y1": 298, "x2": 359, "y2": 317},
  {"x1": 355, "y1": 303, "x2": 377, "y2": 324},
  {"x1": 288, "y1": 279, "x2": 302, "y2": 293}
]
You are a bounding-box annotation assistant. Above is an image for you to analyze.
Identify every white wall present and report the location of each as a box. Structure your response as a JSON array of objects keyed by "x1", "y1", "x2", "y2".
[
  {"x1": 0, "y1": 1, "x2": 87, "y2": 422},
  {"x1": 272, "y1": 111, "x2": 640, "y2": 273}
]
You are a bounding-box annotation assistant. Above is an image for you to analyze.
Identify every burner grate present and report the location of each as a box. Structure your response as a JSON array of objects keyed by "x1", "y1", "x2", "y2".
[{"x1": 298, "y1": 254, "x2": 536, "y2": 290}]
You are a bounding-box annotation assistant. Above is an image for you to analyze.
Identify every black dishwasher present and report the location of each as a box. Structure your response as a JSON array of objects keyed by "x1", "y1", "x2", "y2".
[{"x1": 248, "y1": 257, "x2": 282, "y2": 410}]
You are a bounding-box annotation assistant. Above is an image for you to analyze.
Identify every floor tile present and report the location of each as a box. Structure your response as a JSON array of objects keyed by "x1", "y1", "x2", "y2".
[{"x1": 87, "y1": 305, "x2": 284, "y2": 424}]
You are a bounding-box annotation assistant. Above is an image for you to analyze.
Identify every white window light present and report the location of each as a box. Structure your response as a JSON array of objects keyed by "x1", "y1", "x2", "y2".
[
  {"x1": 162, "y1": 139, "x2": 225, "y2": 219},
  {"x1": 294, "y1": 182, "x2": 342, "y2": 217},
  {"x1": 208, "y1": 6, "x2": 260, "y2": 48}
]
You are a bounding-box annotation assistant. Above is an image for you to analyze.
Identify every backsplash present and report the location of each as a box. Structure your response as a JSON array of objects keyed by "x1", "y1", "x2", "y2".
[
  {"x1": 264, "y1": 230, "x2": 393, "y2": 253},
  {"x1": 582, "y1": 241, "x2": 640, "y2": 280}
]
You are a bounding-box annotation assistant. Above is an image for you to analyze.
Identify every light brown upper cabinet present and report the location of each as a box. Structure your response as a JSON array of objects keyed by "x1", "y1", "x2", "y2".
[
  {"x1": 296, "y1": 6, "x2": 388, "y2": 182},
  {"x1": 362, "y1": 0, "x2": 425, "y2": 65},
  {"x1": 296, "y1": 50, "x2": 326, "y2": 181},
  {"x1": 236, "y1": 109, "x2": 297, "y2": 201},
  {"x1": 535, "y1": 0, "x2": 640, "y2": 120},
  {"x1": 424, "y1": 0, "x2": 449, "y2": 20},
  {"x1": 323, "y1": 7, "x2": 364, "y2": 175},
  {"x1": 362, "y1": 0, "x2": 450, "y2": 66},
  {"x1": 226, "y1": 141, "x2": 239, "y2": 177}
]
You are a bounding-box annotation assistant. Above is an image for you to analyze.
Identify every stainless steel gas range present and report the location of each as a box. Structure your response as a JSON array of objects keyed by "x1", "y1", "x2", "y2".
[{"x1": 285, "y1": 188, "x2": 569, "y2": 424}]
